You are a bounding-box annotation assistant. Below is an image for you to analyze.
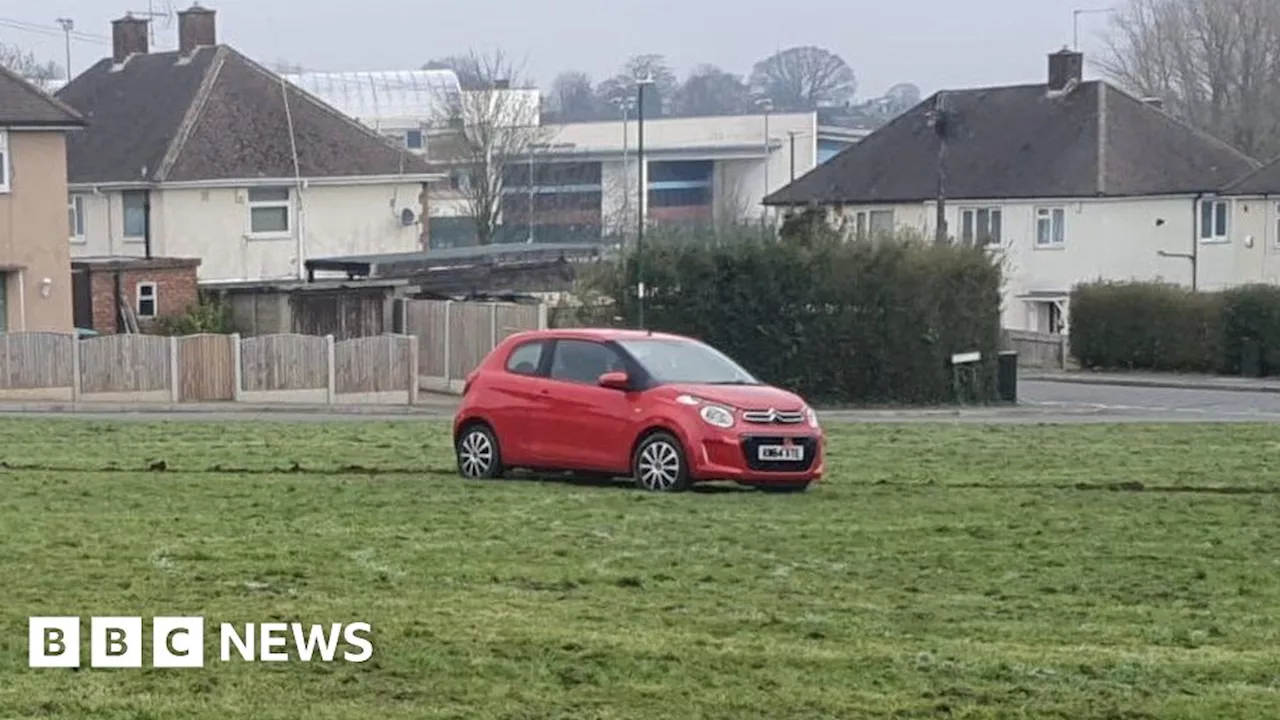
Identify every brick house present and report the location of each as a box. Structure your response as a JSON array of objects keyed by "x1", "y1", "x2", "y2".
[{"x1": 71, "y1": 256, "x2": 201, "y2": 333}]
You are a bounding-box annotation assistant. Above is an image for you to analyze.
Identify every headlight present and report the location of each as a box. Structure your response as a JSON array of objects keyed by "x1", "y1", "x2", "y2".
[
  {"x1": 699, "y1": 404, "x2": 735, "y2": 428},
  {"x1": 805, "y1": 406, "x2": 819, "y2": 428}
]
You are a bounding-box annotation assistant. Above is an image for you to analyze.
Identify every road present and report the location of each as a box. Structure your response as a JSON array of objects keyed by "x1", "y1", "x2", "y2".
[{"x1": 0, "y1": 379, "x2": 1278, "y2": 423}]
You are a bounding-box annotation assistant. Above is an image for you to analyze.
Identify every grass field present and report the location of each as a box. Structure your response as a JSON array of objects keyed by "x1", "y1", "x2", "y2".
[{"x1": 1, "y1": 418, "x2": 1279, "y2": 719}]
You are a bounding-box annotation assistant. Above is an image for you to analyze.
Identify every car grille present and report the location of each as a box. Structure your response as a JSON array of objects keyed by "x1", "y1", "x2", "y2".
[
  {"x1": 740, "y1": 435, "x2": 819, "y2": 472},
  {"x1": 741, "y1": 408, "x2": 806, "y2": 424}
]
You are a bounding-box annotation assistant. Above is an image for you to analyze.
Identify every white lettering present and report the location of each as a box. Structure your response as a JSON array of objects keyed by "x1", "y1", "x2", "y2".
[
  {"x1": 220, "y1": 623, "x2": 254, "y2": 661},
  {"x1": 342, "y1": 622, "x2": 373, "y2": 662},
  {"x1": 291, "y1": 623, "x2": 342, "y2": 662},
  {"x1": 259, "y1": 622, "x2": 289, "y2": 661}
]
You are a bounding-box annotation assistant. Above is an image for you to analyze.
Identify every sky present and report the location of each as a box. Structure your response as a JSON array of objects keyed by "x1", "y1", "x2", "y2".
[{"x1": 2, "y1": 0, "x2": 1121, "y2": 98}]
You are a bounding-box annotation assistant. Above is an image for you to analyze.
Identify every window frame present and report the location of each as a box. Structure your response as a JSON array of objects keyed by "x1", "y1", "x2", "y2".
[
  {"x1": 69, "y1": 194, "x2": 86, "y2": 243},
  {"x1": 1034, "y1": 206, "x2": 1066, "y2": 248},
  {"x1": 1274, "y1": 202, "x2": 1280, "y2": 248},
  {"x1": 246, "y1": 186, "x2": 292, "y2": 238},
  {"x1": 1198, "y1": 199, "x2": 1230, "y2": 243},
  {"x1": 135, "y1": 281, "x2": 157, "y2": 318},
  {"x1": 0, "y1": 130, "x2": 9, "y2": 194},
  {"x1": 405, "y1": 129, "x2": 424, "y2": 149},
  {"x1": 546, "y1": 339, "x2": 626, "y2": 386},
  {"x1": 959, "y1": 206, "x2": 1003, "y2": 246},
  {"x1": 852, "y1": 209, "x2": 894, "y2": 239},
  {"x1": 503, "y1": 340, "x2": 547, "y2": 376},
  {"x1": 121, "y1": 190, "x2": 147, "y2": 240}
]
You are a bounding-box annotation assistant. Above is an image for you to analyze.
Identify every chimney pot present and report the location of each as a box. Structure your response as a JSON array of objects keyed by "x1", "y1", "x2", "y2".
[
  {"x1": 1047, "y1": 48, "x2": 1084, "y2": 92},
  {"x1": 178, "y1": 4, "x2": 217, "y2": 55},
  {"x1": 111, "y1": 14, "x2": 150, "y2": 65}
]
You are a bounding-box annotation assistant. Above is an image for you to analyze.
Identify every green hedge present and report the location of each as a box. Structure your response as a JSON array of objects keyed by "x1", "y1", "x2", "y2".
[
  {"x1": 585, "y1": 223, "x2": 1003, "y2": 405},
  {"x1": 1069, "y1": 281, "x2": 1280, "y2": 376}
]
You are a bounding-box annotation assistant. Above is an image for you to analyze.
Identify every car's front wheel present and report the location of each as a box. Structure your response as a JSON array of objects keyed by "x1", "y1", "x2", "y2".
[
  {"x1": 632, "y1": 432, "x2": 691, "y2": 492},
  {"x1": 456, "y1": 423, "x2": 504, "y2": 479}
]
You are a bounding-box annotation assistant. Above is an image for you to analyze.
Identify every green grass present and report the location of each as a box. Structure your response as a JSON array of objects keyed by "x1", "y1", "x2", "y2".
[{"x1": 1, "y1": 419, "x2": 1279, "y2": 719}]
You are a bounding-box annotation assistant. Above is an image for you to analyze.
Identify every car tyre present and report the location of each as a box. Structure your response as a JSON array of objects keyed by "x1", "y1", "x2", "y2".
[
  {"x1": 632, "y1": 432, "x2": 691, "y2": 492},
  {"x1": 456, "y1": 423, "x2": 504, "y2": 479}
]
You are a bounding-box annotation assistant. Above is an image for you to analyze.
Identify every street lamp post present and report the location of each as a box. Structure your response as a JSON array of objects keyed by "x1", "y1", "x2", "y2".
[
  {"x1": 611, "y1": 96, "x2": 635, "y2": 241},
  {"x1": 55, "y1": 18, "x2": 74, "y2": 81},
  {"x1": 635, "y1": 73, "x2": 654, "y2": 329},
  {"x1": 786, "y1": 130, "x2": 801, "y2": 182},
  {"x1": 755, "y1": 97, "x2": 773, "y2": 225}
]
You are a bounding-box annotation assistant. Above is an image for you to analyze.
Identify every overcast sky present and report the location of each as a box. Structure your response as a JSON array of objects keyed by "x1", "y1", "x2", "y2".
[{"x1": 4, "y1": 0, "x2": 1118, "y2": 97}]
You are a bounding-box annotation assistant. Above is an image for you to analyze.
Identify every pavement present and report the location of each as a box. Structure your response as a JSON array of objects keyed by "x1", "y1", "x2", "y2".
[{"x1": 1, "y1": 372, "x2": 1278, "y2": 424}]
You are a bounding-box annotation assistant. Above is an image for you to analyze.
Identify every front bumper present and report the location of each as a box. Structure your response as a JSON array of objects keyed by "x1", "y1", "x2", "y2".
[{"x1": 686, "y1": 426, "x2": 825, "y2": 483}]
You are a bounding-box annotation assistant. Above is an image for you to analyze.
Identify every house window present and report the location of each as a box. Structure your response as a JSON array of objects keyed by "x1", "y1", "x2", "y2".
[
  {"x1": 1198, "y1": 199, "x2": 1229, "y2": 242},
  {"x1": 136, "y1": 282, "x2": 157, "y2": 318},
  {"x1": 960, "y1": 207, "x2": 1002, "y2": 245},
  {"x1": 1035, "y1": 207, "x2": 1066, "y2": 247},
  {"x1": 122, "y1": 190, "x2": 147, "y2": 238},
  {"x1": 853, "y1": 209, "x2": 894, "y2": 238},
  {"x1": 405, "y1": 129, "x2": 424, "y2": 149},
  {"x1": 69, "y1": 194, "x2": 86, "y2": 242},
  {"x1": 0, "y1": 130, "x2": 9, "y2": 193},
  {"x1": 248, "y1": 187, "x2": 290, "y2": 235}
]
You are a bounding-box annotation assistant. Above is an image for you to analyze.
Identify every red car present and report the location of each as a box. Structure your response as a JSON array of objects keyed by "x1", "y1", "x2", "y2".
[{"x1": 452, "y1": 328, "x2": 825, "y2": 492}]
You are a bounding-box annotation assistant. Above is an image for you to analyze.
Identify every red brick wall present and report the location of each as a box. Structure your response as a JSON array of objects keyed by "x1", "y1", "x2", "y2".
[{"x1": 85, "y1": 266, "x2": 199, "y2": 333}]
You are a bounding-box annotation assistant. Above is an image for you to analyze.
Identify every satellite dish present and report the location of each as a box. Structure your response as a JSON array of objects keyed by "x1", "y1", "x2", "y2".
[{"x1": 399, "y1": 208, "x2": 417, "y2": 226}]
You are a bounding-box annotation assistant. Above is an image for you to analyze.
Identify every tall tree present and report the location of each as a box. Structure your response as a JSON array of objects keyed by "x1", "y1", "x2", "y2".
[
  {"x1": 429, "y1": 49, "x2": 551, "y2": 246},
  {"x1": 748, "y1": 46, "x2": 858, "y2": 111},
  {"x1": 1098, "y1": 0, "x2": 1280, "y2": 158},
  {"x1": 672, "y1": 64, "x2": 751, "y2": 117},
  {"x1": 546, "y1": 71, "x2": 600, "y2": 122},
  {"x1": 0, "y1": 43, "x2": 62, "y2": 87},
  {"x1": 596, "y1": 54, "x2": 679, "y2": 116}
]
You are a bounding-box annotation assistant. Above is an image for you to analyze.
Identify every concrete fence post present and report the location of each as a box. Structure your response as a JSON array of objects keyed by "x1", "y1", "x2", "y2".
[
  {"x1": 442, "y1": 300, "x2": 453, "y2": 389},
  {"x1": 230, "y1": 333, "x2": 242, "y2": 402},
  {"x1": 325, "y1": 334, "x2": 336, "y2": 404},
  {"x1": 407, "y1": 335, "x2": 419, "y2": 405},
  {"x1": 70, "y1": 333, "x2": 82, "y2": 402},
  {"x1": 537, "y1": 301, "x2": 548, "y2": 330},
  {"x1": 489, "y1": 302, "x2": 499, "y2": 349},
  {"x1": 169, "y1": 336, "x2": 181, "y2": 403}
]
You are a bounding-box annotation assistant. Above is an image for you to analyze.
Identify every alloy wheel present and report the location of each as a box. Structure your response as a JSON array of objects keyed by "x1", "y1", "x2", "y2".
[
  {"x1": 637, "y1": 440, "x2": 682, "y2": 491},
  {"x1": 458, "y1": 430, "x2": 494, "y2": 478}
]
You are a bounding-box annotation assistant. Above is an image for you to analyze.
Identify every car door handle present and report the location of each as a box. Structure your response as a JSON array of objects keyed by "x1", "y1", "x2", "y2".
[{"x1": 539, "y1": 388, "x2": 550, "y2": 395}]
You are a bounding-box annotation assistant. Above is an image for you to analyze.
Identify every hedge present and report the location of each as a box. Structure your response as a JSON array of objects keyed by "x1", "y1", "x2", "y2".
[
  {"x1": 583, "y1": 222, "x2": 1003, "y2": 405},
  {"x1": 1069, "y1": 281, "x2": 1280, "y2": 376}
]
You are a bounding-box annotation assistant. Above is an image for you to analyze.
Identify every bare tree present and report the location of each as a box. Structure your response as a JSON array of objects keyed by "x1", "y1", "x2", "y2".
[
  {"x1": 546, "y1": 71, "x2": 600, "y2": 122},
  {"x1": 0, "y1": 43, "x2": 62, "y2": 87},
  {"x1": 429, "y1": 49, "x2": 553, "y2": 246},
  {"x1": 1098, "y1": 0, "x2": 1280, "y2": 157},
  {"x1": 748, "y1": 46, "x2": 857, "y2": 111},
  {"x1": 672, "y1": 65, "x2": 751, "y2": 117}
]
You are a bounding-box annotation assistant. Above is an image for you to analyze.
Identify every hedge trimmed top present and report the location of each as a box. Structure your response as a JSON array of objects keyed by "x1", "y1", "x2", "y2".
[{"x1": 766, "y1": 81, "x2": 1260, "y2": 206}]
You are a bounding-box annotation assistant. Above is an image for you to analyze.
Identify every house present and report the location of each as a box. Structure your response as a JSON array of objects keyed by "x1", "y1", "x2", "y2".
[
  {"x1": 762, "y1": 48, "x2": 1261, "y2": 333},
  {"x1": 1211, "y1": 157, "x2": 1280, "y2": 285},
  {"x1": 54, "y1": 5, "x2": 442, "y2": 285},
  {"x1": 0, "y1": 65, "x2": 85, "y2": 333}
]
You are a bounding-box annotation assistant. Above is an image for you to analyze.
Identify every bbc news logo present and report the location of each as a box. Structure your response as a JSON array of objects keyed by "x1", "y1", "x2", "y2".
[{"x1": 29, "y1": 617, "x2": 373, "y2": 668}]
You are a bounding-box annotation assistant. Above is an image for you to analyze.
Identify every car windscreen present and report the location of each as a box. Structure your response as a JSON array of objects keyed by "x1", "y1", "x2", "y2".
[{"x1": 615, "y1": 338, "x2": 760, "y2": 385}]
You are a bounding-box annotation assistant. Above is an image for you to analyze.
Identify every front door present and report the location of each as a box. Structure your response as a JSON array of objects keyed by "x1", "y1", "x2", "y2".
[{"x1": 533, "y1": 339, "x2": 637, "y2": 472}]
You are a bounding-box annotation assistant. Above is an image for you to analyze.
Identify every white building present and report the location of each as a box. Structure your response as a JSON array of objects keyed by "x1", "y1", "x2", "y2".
[
  {"x1": 763, "y1": 48, "x2": 1264, "y2": 333},
  {"x1": 56, "y1": 7, "x2": 439, "y2": 283}
]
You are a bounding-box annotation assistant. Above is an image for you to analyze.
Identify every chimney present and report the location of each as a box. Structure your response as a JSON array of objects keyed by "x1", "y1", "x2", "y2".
[
  {"x1": 1141, "y1": 96, "x2": 1164, "y2": 110},
  {"x1": 111, "y1": 14, "x2": 149, "y2": 65},
  {"x1": 178, "y1": 3, "x2": 217, "y2": 55},
  {"x1": 493, "y1": 79, "x2": 510, "y2": 90},
  {"x1": 1047, "y1": 47, "x2": 1084, "y2": 92}
]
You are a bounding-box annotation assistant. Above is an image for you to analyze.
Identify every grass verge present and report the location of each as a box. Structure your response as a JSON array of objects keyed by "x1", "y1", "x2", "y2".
[{"x1": 0, "y1": 419, "x2": 1278, "y2": 719}]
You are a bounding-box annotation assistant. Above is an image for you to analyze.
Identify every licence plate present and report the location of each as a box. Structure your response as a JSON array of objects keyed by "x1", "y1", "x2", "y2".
[{"x1": 758, "y1": 444, "x2": 804, "y2": 461}]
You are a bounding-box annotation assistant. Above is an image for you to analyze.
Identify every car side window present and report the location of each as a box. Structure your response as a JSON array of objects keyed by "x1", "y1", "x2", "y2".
[
  {"x1": 504, "y1": 341, "x2": 544, "y2": 376},
  {"x1": 549, "y1": 340, "x2": 623, "y2": 385}
]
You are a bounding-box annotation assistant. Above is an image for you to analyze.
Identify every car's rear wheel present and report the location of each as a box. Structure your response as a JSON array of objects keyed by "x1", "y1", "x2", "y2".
[
  {"x1": 632, "y1": 432, "x2": 691, "y2": 492},
  {"x1": 456, "y1": 423, "x2": 504, "y2": 479}
]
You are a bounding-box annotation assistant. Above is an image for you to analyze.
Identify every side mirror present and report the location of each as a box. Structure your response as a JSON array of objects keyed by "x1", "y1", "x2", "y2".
[{"x1": 598, "y1": 371, "x2": 630, "y2": 390}]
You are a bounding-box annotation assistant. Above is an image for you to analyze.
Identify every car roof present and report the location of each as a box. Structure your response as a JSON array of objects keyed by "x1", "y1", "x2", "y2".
[{"x1": 505, "y1": 327, "x2": 692, "y2": 344}]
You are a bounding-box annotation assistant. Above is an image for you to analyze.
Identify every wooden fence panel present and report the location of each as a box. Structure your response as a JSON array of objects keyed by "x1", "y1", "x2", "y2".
[
  {"x1": 494, "y1": 303, "x2": 542, "y2": 341},
  {"x1": 403, "y1": 300, "x2": 449, "y2": 377},
  {"x1": 448, "y1": 303, "x2": 496, "y2": 380},
  {"x1": 79, "y1": 334, "x2": 170, "y2": 394},
  {"x1": 178, "y1": 334, "x2": 236, "y2": 401},
  {"x1": 334, "y1": 335, "x2": 410, "y2": 394},
  {"x1": 241, "y1": 334, "x2": 329, "y2": 391},
  {"x1": 1002, "y1": 329, "x2": 1069, "y2": 369},
  {"x1": 0, "y1": 332, "x2": 75, "y2": 389}
]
